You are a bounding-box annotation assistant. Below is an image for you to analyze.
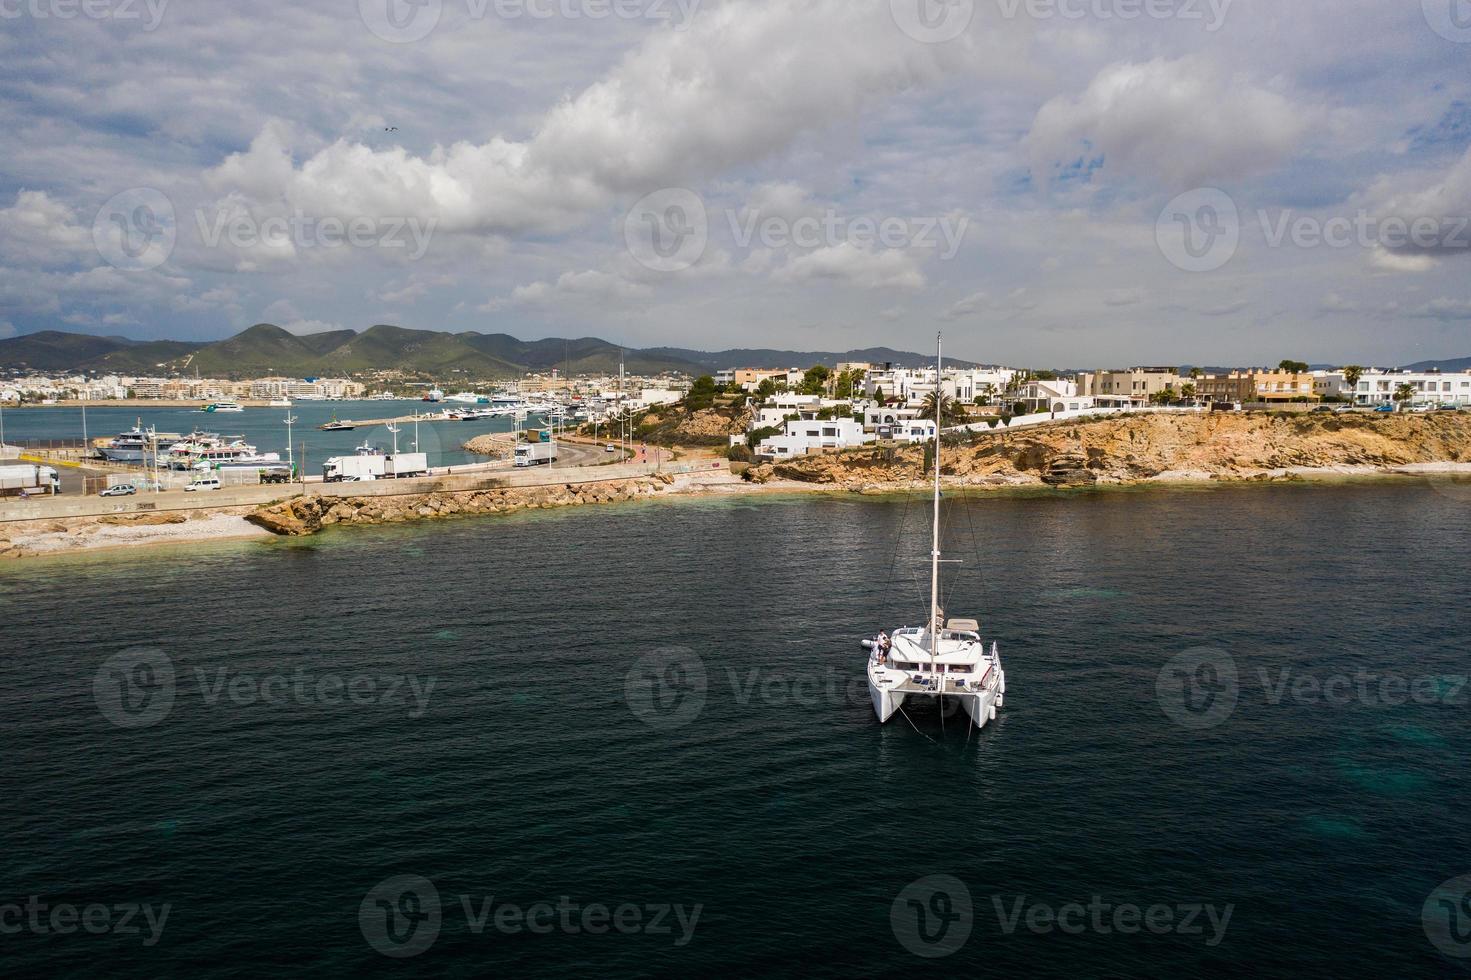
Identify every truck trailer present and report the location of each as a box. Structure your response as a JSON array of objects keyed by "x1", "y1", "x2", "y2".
[
  {"x1": 323, "y1": 452, "x2": 429, "y2": 482},
  {"x1": 0, "y1": 464, "x2": 61, "y2": 496},
  {"x1": 514, "y1": 441, "x2": 558, "y2": 467}
]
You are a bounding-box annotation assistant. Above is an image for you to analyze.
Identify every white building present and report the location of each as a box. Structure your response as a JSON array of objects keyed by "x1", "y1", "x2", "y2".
[
  {"x1": 1355, "y1": 371, "x2": 1471, "y2": 407},
  {"x1": 757, "y1": 417, "x2": 874, "y2": 458},
  {"x1": 1312, "y1": 371, "x2": 1353, "y2": 400},
  {"x1": 864, "y1": 367, "x2": 1017, "y2": 406}
]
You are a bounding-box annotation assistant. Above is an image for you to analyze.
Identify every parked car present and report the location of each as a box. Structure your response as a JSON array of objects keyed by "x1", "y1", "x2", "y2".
[
  {"x1": 1374, "y1": 404, "x2": 1396, "y2": 412},
  {"x1": 184, "y1": 477, "x2": 222, "y2": 492},
  {"x1": 99, "y1": 484, "x2": 136, "y2": 497}
]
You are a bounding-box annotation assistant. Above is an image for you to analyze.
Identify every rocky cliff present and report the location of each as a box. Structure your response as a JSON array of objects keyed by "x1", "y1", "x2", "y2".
[{"x1": 745, "y1": 412, "x2": 1471, "y2": 491}]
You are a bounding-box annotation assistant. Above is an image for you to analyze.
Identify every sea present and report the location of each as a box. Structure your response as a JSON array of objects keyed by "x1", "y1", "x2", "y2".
[
  {"x1": 0, "y1": 400, "x2": 543, "y2": 469},
  {"x1": 3, "y1": 480, "x2": 1470, "y2": 977}
]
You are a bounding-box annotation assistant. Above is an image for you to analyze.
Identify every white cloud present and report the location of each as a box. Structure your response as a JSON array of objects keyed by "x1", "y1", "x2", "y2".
[
  {"x1": 1104, "y1": 287, "x2": 1145, "y2": 307},
  {"x1": 773, "y1": 244, "x2": 925, "y2": 290},
  {"x1": 1027, "y1": 57, "x2": 1309, "y2": 190},
  {"x1": 481, "y1": 269, "x2": 652, "y2": 311},
  {"x1": 940, "y1": 291, "x2": 990, "y2": 321}
]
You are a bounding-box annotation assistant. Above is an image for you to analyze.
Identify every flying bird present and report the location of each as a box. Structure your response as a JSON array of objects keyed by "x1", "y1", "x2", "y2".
[{"x1": 384, "y1": 126, "x2": 398, "y2": 132}]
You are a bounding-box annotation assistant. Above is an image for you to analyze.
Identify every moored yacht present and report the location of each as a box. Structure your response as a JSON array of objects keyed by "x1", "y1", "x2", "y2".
[{"x1": 865, "y1": 333, "x2": 1006, "y2": 731}]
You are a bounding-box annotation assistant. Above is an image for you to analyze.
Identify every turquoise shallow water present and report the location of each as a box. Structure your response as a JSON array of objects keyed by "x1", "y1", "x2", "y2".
[{"x1": 3, "y1": 482, "x2": 1471, "y2": 976}]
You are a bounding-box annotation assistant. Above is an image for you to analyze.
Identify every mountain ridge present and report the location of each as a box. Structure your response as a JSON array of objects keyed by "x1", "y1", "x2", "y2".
[{"x1": 0, "y1": 327, "x2": 983, "y2": 378}]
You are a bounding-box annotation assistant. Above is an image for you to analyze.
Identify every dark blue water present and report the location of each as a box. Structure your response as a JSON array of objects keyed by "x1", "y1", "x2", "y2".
[
  {"x1": 0, "y1": 401, "x2": 537, "y2": 467},
  {"x1": 4, "y1": 482, "x2": 1471, "y2": 977}
]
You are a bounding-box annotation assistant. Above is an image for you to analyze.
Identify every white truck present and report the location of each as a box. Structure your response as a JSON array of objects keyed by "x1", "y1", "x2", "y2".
[
  {"x1": 0, "y1": 463, "x2": 61, "y2": 496},
  {"x1": 322, "y1": 452, "x2": 428, "y2": 482},
  {"x1": 514, "y1": 441, "x2": 558, "y2": 467}
]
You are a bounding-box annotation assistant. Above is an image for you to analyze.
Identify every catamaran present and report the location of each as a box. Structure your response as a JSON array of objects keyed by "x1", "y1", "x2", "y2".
[{"x1": 865, "y1": 333, "x2": 1006, "y2": 731}]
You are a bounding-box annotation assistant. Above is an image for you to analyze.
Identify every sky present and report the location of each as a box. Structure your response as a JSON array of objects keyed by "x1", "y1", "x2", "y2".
[{"x1": 0, "y1": 0, "x2": 1468, "y2": 366}]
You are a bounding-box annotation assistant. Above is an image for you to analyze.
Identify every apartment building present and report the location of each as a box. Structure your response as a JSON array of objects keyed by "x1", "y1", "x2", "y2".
[
  {"x1": 1076, "y1": 367, "x2": 1180, "y2": 402},
  {"x1": 1354, "y1": 371, "x2": 1471, "y2": 407},
  {"x1": 1196, "y1": 370, "x2": 1320, "y2": 404}
]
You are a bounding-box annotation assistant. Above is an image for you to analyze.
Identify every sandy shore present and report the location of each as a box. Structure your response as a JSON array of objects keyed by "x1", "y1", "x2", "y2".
[{"x1": 1, "y1": 510, "x2": 273, "y2": 559}]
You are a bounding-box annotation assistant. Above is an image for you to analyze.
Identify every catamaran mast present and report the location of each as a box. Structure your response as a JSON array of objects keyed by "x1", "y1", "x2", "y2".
[{"x1": 930, "y1": 332, "x2": 942, "y2": 670}]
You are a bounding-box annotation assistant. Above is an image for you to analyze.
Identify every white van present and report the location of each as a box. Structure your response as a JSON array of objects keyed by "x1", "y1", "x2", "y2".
[{"x1": 184, "y1": 476, "x2": 222, "y2": 492}]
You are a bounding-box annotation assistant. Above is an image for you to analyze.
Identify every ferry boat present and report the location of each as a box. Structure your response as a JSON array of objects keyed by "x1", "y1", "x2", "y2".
[
  {"x1": 864, "y1": 333, "x2": 1006, "y2": 732},
  {"x1": 97, "y1": 420, "x2": 155, "y2": 463},
  {"x1": 422, "y1": 388, "x2": 444, "y2": 403},
  {"x1": 162, "y1": 431, "x2": 276, "y2": 470},
  {"x1": 319, "y1": 415, "x2": 356, "y2": 432},
  {"x1": 201, "y1": 400, "x2": 245, "y2": 413}
]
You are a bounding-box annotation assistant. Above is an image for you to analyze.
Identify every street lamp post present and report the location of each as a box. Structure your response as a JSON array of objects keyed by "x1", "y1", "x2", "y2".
[{"x1": 283, "y1": 413, "x2": 297, "y2": 475}]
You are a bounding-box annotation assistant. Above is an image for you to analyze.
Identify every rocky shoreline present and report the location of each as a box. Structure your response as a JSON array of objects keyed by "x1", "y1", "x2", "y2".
[{"x1": 245, "y1": 475, "x2": 677, "y2": 536}]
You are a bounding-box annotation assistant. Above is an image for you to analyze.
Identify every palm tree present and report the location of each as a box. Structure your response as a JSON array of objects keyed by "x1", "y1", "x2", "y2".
[
  {"x1": 1342, "y1": 365, "x2": 1364, "y2": 405},
  {"x1": 920, "y1": 391, "x2": 965, "y2": 427},
  {"x1": 1394, "y1": 382, "x2": 1416, "y2": 411}
]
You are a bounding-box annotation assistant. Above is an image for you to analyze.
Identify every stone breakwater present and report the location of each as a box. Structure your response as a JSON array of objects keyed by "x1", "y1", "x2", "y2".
[{"x1": 245, "y1": 475, "x2": 676, "y2": 536}]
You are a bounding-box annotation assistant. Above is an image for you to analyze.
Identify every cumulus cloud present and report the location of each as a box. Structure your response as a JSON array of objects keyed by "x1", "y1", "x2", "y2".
[
  {"x1": 940, "y1": 290, "x2": 990, "y2": 321},
  {"x1": 0, "y1": 191, "x2": 95, "y2": 267},
  {"x1": 481, "y1": 269, "x2": 652, "y2": 311},
  {"x1": 206, "y1": 1, "x2": 1001, "y2": 239},
  {"x1": 1027, "y1": 57, "x2": 1310, "y2": 190},
  {"x1": 773, "y1": 244, "x2": 925, "y2": 290}
]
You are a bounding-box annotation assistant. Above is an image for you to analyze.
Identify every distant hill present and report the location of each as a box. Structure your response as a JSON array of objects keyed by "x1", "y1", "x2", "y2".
[
  {"x1": 646, "y1": 346, "x2": 984, "y2": 371},
  {"x1": 1404, "y1": 356, "x2": 1471, "y2": 373},
  {"x1": 0, "y1": 326, "x2": 720, "y2": 379}
]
